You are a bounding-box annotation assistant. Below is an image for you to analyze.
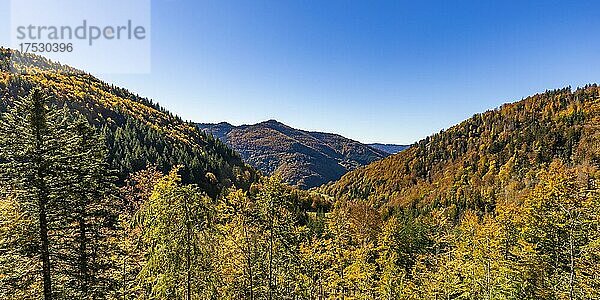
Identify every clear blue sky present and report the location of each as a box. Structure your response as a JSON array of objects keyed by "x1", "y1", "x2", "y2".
[{"x1": 2, "y1": 0, "x2": 600, "y2": 144}]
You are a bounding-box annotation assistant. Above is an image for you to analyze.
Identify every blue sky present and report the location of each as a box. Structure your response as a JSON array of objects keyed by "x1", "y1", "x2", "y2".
[{"x1": 2, "y1": 0, "x2": 600, "y2": 144}]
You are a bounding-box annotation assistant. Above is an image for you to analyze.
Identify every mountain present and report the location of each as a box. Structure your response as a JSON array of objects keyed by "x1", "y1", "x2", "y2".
[
  {"x1": 368, "y1": 143, "x2": 409, "y2": 154},
  {"x1": 0, "y1": 49, "x2": 256, "y2": 197},
  {"x1": 3, "y1": 49, "x2": 600, "y2": 298},
  {"x1": 310, "y1": 86, "x2": 600, "y2": 298},
  {"x1": 198, "y1": 120, "x2": 390, "y2": 189},
  {"x1": 320, "y1": 85, "x2": 600, "y2": 212}
]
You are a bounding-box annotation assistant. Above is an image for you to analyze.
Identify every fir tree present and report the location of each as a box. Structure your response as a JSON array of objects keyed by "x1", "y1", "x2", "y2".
[{"x1": 0, "y1": 88, "x2": 77, "y2": 300}]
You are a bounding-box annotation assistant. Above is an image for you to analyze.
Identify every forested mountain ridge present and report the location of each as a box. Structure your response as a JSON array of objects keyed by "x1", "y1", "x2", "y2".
[
  {"x1": 198, "y1": 119, "x2": 389, "y2": 189},
  {"x1": 0, "y1": 50, "x2": 600, "y2": 300},
  {"x1": 304, "y1": 85, "x2": 600, "y2": 299},
  {"x1": 3, "y1": 49, "x2": 600, "y2": 299},
  {"x1": 321, "y1": 85, "x2": 600, "y2": 212},
  {"x1": 0, "y1": 48, "x2": 256, "y2": 197}
]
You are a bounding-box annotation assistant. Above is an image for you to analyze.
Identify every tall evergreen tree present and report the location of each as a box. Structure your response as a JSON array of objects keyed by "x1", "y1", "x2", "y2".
[
  {"x1": 0, "y1": 88, "x2": 77, "y2": 300},
  {"x1": 0, "y1": 89, "x2": 120, "y2": 300},
  {"x1": 61, "y1": 118, "x2": 120, "y2": 299}
]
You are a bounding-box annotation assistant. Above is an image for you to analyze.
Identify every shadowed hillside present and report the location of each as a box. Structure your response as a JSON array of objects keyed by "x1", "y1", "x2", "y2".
[{"x1": 198, "y1": 120, "x2": 389, "y2": 188}]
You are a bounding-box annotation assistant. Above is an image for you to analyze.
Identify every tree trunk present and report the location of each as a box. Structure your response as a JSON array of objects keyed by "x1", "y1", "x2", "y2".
[
  {"x1": 78, "y1": 215, "x2": 89, "y2": 298},
  {"x1": 268, "y1": 198, "x2": 274, "y2": 300},
  {"x1": 33, "y1": 100, "x2": 53, "y2": 300},
  {"x1": 38, "y1": 191, "x2": 53, "y2": 300},
  {"x1": 122, "y1": 254, "x2": 127, "y2": 300},
  {"x1": 185, "y1": 197, "x2": 191, "y2": 300},
  {"x1": 569, "y1": 211, "x2": 575, "y2": 300},
  {"x1": 243, "y1": 224, "x2": 254, "y2": 300}
]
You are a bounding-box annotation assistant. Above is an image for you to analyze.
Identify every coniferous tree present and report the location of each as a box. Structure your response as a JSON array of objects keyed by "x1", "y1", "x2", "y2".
[
  {"x1": 0, "y1": 88, "x2": 120, "y2": 300},
  {"x1": 63, "y1": 118, "x2": 120, "y2": 299},
  {"x1": 114, "y1": 166, "x2": 163, "y2": 300},
  {"x1": 256, "y1": 177, "x2": 304, "y2": 299},
  {"x1": 0, "y1": 193, "x2": 41, "y2": 300},
  {"x1": 0, "y1": 88, "x2": 78, "y2": 299},
  {"x1": 376, "y1": 217, "x2": 409, "y2": 300}
]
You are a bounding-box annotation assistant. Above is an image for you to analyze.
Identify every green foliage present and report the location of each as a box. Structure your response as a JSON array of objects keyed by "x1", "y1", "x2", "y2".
[
  {"x1": 0, "y1": 88, "x2": 120, "y2": 299},
  {"x1": 135, "y1": 168, "x2": 218, "y2": 299},
  {"x1": 1, "y1": 48, "x2": 256, "y2": 198},
  {"x1": 2, "y1": 50, "x2": 600, "y2": 300}
]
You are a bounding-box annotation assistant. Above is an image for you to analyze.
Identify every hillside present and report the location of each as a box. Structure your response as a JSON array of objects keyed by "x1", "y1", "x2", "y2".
[
  {"x1": 368, "y1": 143, "x2": 409, "y2": 154},
  {"x1": 0, "y1": 49, "x2": 256, "y2": 197},
  {"x1": 3, "y1": 50, "x2": 600, "y2": 299},
  {"x1": 198, "y1": 120, "x2": 389, "y2": 188},
  {"x1": 321, "y1": 85, "x2": 600, "y2": 212},
  {"x1": 307, "y1": 86, "x2": 600, "y2": 298}
]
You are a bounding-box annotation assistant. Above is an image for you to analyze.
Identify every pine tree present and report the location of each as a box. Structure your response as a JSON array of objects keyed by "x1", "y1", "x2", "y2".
[
  {"x1": 0, "y1": 88, "x2": 77, "y2": 300},
  {"x1": 221, "y1": 189, "x2": 266, "y2": 299},
  {"x1": 0, "y1": 88, "x2": 120, "y2": 299},
  {"x1": 376, "y1": 217, "x2": 408, "y2": 300},
  {"x1": 64, "y1": 118, "x2": 120, "y2": 299},
  {"x1": 256, "y1": 177, "x2": 304, "y2": 299}
]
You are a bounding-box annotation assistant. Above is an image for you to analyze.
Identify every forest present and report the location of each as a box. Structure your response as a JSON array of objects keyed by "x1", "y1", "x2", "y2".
[{"x1": 1, "y1": 49, "x2": 600, "y2": 300}]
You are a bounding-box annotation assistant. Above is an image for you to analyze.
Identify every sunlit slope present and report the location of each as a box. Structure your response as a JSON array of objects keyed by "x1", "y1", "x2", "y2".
[
  {"x1": 0, "y1": 49, "x2": 256, "y2": 197},
  {"x1": 321, "y1": 86, "x2": 600, "y2": 212}
]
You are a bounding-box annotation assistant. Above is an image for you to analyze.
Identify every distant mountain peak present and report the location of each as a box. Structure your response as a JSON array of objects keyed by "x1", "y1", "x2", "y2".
[
  {"x1": 258, "y1": 119, "x2": 288, "y2": 128},
  {"x1": 262, "y1": 119, "x2": 281, "y2": 124},
  {"x1": 198, "y1": 120, "x2": 391, "y2": 189}
]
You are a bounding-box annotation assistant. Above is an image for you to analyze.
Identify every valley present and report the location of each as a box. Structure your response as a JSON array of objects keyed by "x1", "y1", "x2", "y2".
[{"x1": 1, "y1": 49, "x2": 600, "y2": 299}]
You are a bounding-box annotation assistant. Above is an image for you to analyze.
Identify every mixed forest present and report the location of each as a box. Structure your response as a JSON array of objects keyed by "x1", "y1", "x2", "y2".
[
  {"x1": 197, "y1": 120, "x2": 389, "y2": 189},
  {"x1": 1, "y1": 49, "x2": 600, "y2": 300}
]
